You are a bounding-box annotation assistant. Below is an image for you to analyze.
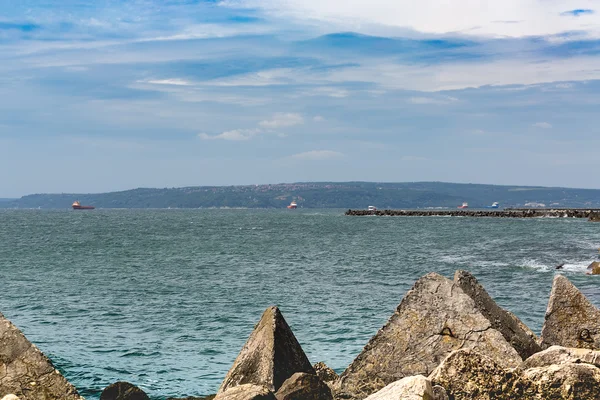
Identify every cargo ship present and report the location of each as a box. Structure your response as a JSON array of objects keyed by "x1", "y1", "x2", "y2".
[
  {"x1": 287, "y1": 201, "x2": 297, "y2": 209},
  {"x1": 72, "y1": 201, "x2": 95, "y2": 210},
  {"x1": 457, "y1": 202, "x2": 469, "y2": 209}
]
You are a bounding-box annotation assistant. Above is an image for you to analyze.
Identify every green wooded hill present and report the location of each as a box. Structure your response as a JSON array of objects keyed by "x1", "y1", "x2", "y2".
[{"x1": 3, "y1": 182, "x2": 600, "y2": 209}]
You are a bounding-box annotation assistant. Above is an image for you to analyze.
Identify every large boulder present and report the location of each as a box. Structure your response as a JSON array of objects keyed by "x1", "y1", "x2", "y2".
[
  {"x1": 587, "y1": 261, "x2": 600, "y2": 275},
  {"x1": 523, "y1": 362, "x2": 600, "y2": 399},
  {"x1": 429, "y1": 349, "x2": 535, "y2": 400},
  {"x1": 521, "y1": 345, "x2": 600, "y2": 370},
  {"x1": 312, "y1": 362, "x2": 338, "y2": 383},
  {"x1": 218, "y1": 307, "x2": 315, "y2": 394},
  {"x1": 453, "y1": 270, "x2": 541, "y2": 359},
  {"x1": 0, "y1": 312, "x2": 83, "y2": 400},
  {"x1": 336, "y1": 273, "x2": 522, "y2": 399},
  {"x1": 540, "y1": 275, "x2": 600, "y2": 349},
  {"x1": 214, "y1": 385, "x2": 276, "y2": 400},
  {"x1": 274, "y1": 372, "x2": 332, "y2": 400},
  {"x1": 100, "y1": 381, "x2": 150, "y2": 400},
  {"x1": 363, "y1": 376, "x2": 434, "y2": 400}
]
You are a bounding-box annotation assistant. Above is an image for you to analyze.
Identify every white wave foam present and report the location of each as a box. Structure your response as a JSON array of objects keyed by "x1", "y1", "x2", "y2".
[
  {"x1": 521, "y1": 259, "x2": 594, "y2": 273},
  {"x1": 521, "y1": 259, "x2": 550, "y2": 272}
]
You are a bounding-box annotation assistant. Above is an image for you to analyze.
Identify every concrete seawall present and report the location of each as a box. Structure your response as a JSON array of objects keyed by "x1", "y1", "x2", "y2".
[{"x1": 345, "y1": 209, "x2": 600, "y2": 219}]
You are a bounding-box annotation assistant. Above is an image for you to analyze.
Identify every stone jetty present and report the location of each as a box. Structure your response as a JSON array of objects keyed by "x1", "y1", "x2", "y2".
[
  {"x1": 4, "y1": 272, "x2": 600, "y2": 399},
  {"x1": 345, "y1": 208, "x2": 600, "y2": 219}
]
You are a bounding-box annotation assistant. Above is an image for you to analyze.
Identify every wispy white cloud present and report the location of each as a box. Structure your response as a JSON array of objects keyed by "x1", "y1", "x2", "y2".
[
  {"x1": 289, "y1": 150, "x2": 343, "y2": 160},
  {"x1": 533, "y1": 122, "x2": 553, "y2": 129},
  {"x1": 408, "y1": 96, "x2": 459, "y2": 105},
  {"x1": 198, "y1": 129, "x2": 260, "y2": 141},
  {"x1": 259, "y1": 113, "x2": 304, "y2": 128},
  {"x1": 313, "y1": 115, "x2": 325, "y2": 122},
  {"x1": 232, "y1": 0, "x2": 600, "y2": 38},
  {"x1": 145, "y1": 79, "x2": 191, "y2": 86}
]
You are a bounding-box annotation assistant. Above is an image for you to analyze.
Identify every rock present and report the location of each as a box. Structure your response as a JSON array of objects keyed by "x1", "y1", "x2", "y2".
[
  {"x1": 540, "y1": 275, "x2": 600, "y2": 349},
  {"x1": 523, "y1": 362, "x2": 600, "y2": 399},
  {"x1": 274, "y1": 372, "x2": 332, "y2": 400},
  {"x1": 336, "y1": 273, "x2": 522, "y2": 399},
  {"x1": 587, "y1": 261, "x2": 600, "y2": 275},
  {"x1": 167, "y1": 396, "x2": 215, "y2": 400},
  {"x1": 429, "y1": 349, "x2": 535, "y2": 400},
  {"x1": 100, "y1": 381, "x2": 150, "y2": 400},
  {"x1": 431, "y1": 386, "x2": 448, "y2": 400},
  {"x1": 521, "y1": 345, "x2": 600, "y2": 370},
  {"x1": 453, "y1": 270, "x2": 541, "y2": 359},
  {"x1": 2, "y1": 396, "x2": 20, "y2": 400},
  {"x1": 0, "y1": 312, "x2": 83, "y2": 400},
  {"x1": 312, "y1": 362, "x2": 338, "y2": 383},
  {"x1": 589, "y1": 212, "x2": 600, "y2": 222},
  {"x1": 218, "y1": 307, "x2": 315, "y2": 394},
  {"x1": 214, "y1": 385, "x2": 276, "y2": 400},
  {"x1": 363, "y1": 376, "x2": 434, "y2": 400}
]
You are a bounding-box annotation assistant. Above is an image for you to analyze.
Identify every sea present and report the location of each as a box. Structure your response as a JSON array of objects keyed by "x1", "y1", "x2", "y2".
[{"x1": 1, "y1": 209, "x2": 599, "y2": 399}]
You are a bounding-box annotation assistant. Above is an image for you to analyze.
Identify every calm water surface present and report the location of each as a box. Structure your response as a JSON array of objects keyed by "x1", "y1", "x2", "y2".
[{"x1": 1, "y1": 209, "x2": 599, "y2": 398}]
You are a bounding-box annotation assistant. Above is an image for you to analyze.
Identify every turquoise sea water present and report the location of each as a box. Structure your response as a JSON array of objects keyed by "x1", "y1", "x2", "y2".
[{"x1": 1, "y1": 209, "x2": 600, "y2": 399}]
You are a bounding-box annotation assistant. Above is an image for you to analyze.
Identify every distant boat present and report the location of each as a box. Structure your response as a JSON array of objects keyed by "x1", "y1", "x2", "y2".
[
  {"x1": 485, "y1": 202, "x2": 500, "y2": 209},
  {"x1": 457, "y1": 202, "x2": 469, "y2": 209},
  {"x1": 72, "y1": 201, "x2": 95, "y2": 210},
  {"x1": 287, "y1": 201, "x2": 297, "y2": 209},
  {"x1": 368, "y1": 205, "x2": 377, "y2": 211}
]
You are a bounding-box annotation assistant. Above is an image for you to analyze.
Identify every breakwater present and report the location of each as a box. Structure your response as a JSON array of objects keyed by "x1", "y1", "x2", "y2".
[{"x1": 345, "y1": 208, "x2": 600, "y2": 219}]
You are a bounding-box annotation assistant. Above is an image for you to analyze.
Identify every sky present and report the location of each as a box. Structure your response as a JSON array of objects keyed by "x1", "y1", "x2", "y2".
[{"x1": 1, "y1": 0, "x2": 600, "y2": 197}]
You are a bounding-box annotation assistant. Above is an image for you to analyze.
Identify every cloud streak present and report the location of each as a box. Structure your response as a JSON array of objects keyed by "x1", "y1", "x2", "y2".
[
  {"x1": 199, "y1": 129, "x2": 260, "y2": 141},
  {"x1": 259, "y1": 113, "x2": 304, "y2": 128},
  {"x1": 289, "y1": 150, "x2": 343, "y2": 160}
]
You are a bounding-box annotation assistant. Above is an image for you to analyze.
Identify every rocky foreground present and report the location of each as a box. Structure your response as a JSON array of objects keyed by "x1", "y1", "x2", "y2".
[{"x1": 3, "y1": 271, "x2": 600, "y2": 399}]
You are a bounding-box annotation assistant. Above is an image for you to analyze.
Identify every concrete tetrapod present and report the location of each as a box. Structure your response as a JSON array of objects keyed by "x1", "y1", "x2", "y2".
[
  {"x1": 336, "y1": 272, "x2": 523, "y2": 400},
  {"x1": 541, "y1": 275, "x2": 600, "y2": 350},
  {"x1": 0, "y1": 312, "x2": 83, "y2": 400},
  {"x1": 218, "y1": 307, "x2": 315, "y2": 394}
]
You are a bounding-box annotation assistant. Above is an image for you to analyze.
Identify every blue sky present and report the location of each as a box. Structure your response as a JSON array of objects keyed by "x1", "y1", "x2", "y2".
[{"x1": 1, "y1": 0, "x2": 600, "y2": 197}]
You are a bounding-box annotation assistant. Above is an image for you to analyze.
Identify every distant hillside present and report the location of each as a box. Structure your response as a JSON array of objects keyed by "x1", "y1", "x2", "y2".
[{"x1": 3, "y1": 182, "x2": 600, "y2": 209}]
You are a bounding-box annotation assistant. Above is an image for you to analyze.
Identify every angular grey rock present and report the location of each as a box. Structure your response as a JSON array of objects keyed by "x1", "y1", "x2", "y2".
[
  {"x1": 587, "y1": 261, "x2": 600, "y2": 275},
  {"x1": 363, "y1": 376, "x2": 433, "y2": 400},
  {"x1": 312, "y1": 362, "x2": 338, "y2": 383},
  {"x1": 523, "y1": 362, "x2": 600, "y2": 399},
  {"x1": 521, "y1": 345, "x2": 600, "y2": 370},
  {"x1": 214, "y1": 385, "x2": 276, "y2": 400},
  {"x1": 540, "y1": 275, "x2": 600, "y2": 349},
  {"x1": 453, "y1": 270, "x2": 541, "y2": 359},
  {"x1": 336, "y1": 273, "x2": 522, "y2": 399},
  {"x1": 100, "y1": 381, "x2": 150, "y2": 400},
  {"x1": 0, "y1": 312, "x2": 83, "y2": 400},
  {"x1": 429, "y1": 349, "x2": 535, "y2": 400},
  {"x1": 274, "y1": 372, "x2": 332, "y2": 400},
  {"x1": 218, "y1": 307, "x2": 315, "y2": 394}
]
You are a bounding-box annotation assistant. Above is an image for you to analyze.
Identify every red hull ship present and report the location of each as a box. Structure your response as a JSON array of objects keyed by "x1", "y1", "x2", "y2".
[{"x1": 72, "y1": 201, "x2": 95, "y2": 210}]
